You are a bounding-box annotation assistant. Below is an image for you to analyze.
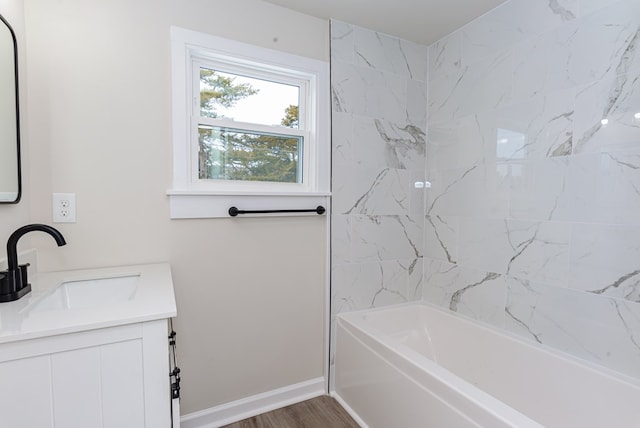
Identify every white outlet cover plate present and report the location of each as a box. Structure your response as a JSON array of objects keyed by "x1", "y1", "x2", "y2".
[{"x1": 52, "y1": 193, "x2": 77, "y2": 223}]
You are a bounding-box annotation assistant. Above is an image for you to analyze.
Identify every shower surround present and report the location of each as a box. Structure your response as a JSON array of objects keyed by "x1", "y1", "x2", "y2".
[
  {"x1": 331, "y1": 0, "x2": 640, "y2": 380},
  {"x1": 330, "y1": 21, "x2": 428, "y2": 313}
]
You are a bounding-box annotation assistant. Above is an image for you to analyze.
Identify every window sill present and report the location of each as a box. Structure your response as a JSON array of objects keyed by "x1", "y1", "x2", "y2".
[{"x1": 167, "y1": 190, "x2": 331, "y2": 219}]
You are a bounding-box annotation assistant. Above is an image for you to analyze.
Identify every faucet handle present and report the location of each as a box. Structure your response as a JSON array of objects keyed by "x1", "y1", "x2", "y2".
[
  {"x1": 18, "y1": 263, "x2": 30, "y2": 289},
  {"x1": 0, "y1": 268, "x2": 31, "y2": 301}
]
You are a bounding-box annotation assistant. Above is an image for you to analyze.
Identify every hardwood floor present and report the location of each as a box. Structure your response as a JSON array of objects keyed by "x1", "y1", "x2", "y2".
[{"x1": 220, "y1": 395, "x2": 360, "y2": 428}]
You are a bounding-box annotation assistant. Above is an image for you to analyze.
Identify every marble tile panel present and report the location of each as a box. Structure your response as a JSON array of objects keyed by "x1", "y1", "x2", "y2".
[
  {"x1": 333, "y1": 213, "x2": 425, "y2": 266},
  {"x1": 332, "y1": 166, "x2": 413, "y2": 216},
  {"x1": 573, "y1": 66, "x2": 640, "y2": 154},
  {"x1": 430, "y1": 102, "x2": 574, "y2": 163},
  {"x1": 408, "y1": 170, "x2": 427, "y2": 221},
  {"x1": 578, "y1": 0, "x2": 630, "y2": 18},
  {"x1": 429, "y1": 49, "x2": 513, "y2": 124},
  {"x1": 560, "y1": 153, "x2": 599, "y2": 223},
  {"x1": 331, "y1": 61, "x2": 407, "y2": 123},
  {"x1": 513, "y1": 0, "x2": 639, "y2": 101},
  {"x1": 457, "y1": 217, "x2": 512, "y2": 275},
  {"x1": 424, "y1": 215, "x2": 459, "y2": 264},
  {"x1": 332, "y1": 262, "x2": 404, "y2": 314},
  {"x1": 567, "y1": 152, "x2": 640, "y2": 224},
  {"x1": 375, "y1": 71, "x2": 410, "y2": 125},
  {"x1": 429, "y1": 90, "x2": 574, "y2": 174},
  {"x1": 428, "y1": 31, "x2": 462, "y2": 81},
  {"x1": 567, "y1": 1, "x2": 640, "y2": 85},
  {"x1": 353, "y1": 26, "x2": 428, "y2": 81},
  {"x1": 406, "y1": 79, "x2": 428, "y2": 129},
  {"x1": 570, "y1": 223, "x2": 640, "y2": 302},
  {"x1": 495, "y1": 89, "x2": 575, "y2": 160},
  {"x1": 330, "y1": 20, "x2": 355, "y2": 64},
  {"x1": 455, "y1": 218, "x2": 570, "y2": 286},
  {"x1": 407, "y1": 258, "x2": 424, "y2": 300},
  {"x1": 502, "y1": 220, "x2": 570, "y2": 287},
  {"x1": 351, "y1": 116, "x2": 426, "y2": 171},
  {"x1": 331, "y1": 112, "x2": 353, "y2": 167},
  {"x1": 511, "y1": 24, "x2": 577, "y2": 101},
  {"x1": 423, "y1": 258, "x2": 506, "y2": 328},
  {"x1": 426, "y1": 162, "x2": 510, "y2": 219},
  {"x1": 350, "y1": 214, "x2": 423, "y2": 263},
  {"x1": 509, "y1": 156, "x2": 572, "y2": 221},
  {"x1": 332, "y1": 258, "x2": 422, "y2": 314},
  {"x1": 331, "y1": 60, "x2": 363, "y2": 114},
  {"x1": 331, "y1": 214, "x2": 352, "y2": 266},
  {"x1": 427, "y1": 112, "x2": 492, "y2": 171},
  {"x1": 462, "y1": 0, "x2": 577, "y2": 66},
  {"x1": 505, "y1": 277, "x2": 640, "y2": 378}
]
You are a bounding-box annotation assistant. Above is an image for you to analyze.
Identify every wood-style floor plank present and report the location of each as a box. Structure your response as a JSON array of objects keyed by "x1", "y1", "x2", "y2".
[{"x1": 221, "y1": 395, "x2": 360, "y2": 428}]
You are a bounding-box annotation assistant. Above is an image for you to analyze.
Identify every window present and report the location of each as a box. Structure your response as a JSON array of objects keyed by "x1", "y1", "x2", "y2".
[
  {"x1": 169, "y1": 28, "x2": 330, "y2": 218},
  {"x1": 196, "y1": 65, "x2": 305, "y2": 184}
]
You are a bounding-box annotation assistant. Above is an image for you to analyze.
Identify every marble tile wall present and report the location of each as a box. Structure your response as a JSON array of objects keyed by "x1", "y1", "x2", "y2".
[
  {"x1": 425, "y1": 0, "x2": 640, "y2": 378},
  {"x1": 331, "y1": 0, "x2": 640, "y2": 381},
  {"x1": 330, "y1": 20, "x2": 427, "y2": 324}
]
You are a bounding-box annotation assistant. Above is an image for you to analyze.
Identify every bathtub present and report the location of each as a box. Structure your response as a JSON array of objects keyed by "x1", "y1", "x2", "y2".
[{"x1": 334, "y1": 303, "x2": 640, "y2": 427}]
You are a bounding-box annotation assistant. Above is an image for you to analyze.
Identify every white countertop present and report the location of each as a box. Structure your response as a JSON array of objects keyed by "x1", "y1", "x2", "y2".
[{"x1": 0, "y1": 263, "x2": 177, "y2": 344}]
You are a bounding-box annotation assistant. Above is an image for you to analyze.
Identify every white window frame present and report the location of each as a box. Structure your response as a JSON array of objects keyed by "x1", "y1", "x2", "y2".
[{"x1": 168, "y1": 27, "x2": 330, "y2": 218}]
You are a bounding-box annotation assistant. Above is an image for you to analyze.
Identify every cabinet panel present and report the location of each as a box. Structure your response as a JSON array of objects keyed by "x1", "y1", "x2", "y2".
[
  {"x1": 101, "y1": 339, "x2": 145, "y2": 428},
  {"x1": 0, "y1": 356, "x2": 53, "y2": 428},
  {"x1": 0, "y1": 320, "x2": 170, "y2": 427},
  {"x1": 52, "y1": 347, "x2": 102, "y2": 428},
  {"x1": 142, "y1": 320, "x2": 172, "y2": 428}
]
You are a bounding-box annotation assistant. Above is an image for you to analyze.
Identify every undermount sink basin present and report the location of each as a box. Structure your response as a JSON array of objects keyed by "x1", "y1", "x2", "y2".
[{"x1": 27, "y1": 274, "x2": 140, "y2": 313}]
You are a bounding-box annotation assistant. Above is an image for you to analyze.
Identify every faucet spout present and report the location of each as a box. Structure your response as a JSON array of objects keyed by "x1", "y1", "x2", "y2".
[
  {"x1": 1, "y1": 224, "x2": 67, "y2": 302},
  {"x1": 6, "y1": 224, "x2": 66, "y2": 271}
]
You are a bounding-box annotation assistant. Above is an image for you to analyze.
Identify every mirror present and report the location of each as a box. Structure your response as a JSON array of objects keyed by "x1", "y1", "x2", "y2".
[{"x1": 0, "y1": 14, "x2": 20, "y2": 204}]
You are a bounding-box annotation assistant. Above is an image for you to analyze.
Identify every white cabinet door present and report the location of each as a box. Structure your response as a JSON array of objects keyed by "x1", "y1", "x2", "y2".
[
  {"x1": 101, "y1": 340, "x2": 146, "y2": 428},
  {"x1": 0, "y1": 356, "x2": 54, "y2": 428},
  {"x1": 50, "y1": 340, "x2": 146, "y2": 428},
  {"x1": 52, "y1": 346, "x2": 103, "y2": 428}
]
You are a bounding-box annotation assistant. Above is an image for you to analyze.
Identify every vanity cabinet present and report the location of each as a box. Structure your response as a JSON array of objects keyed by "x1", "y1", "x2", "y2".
[{"x1": 0, "y1": 319, "x2": 171, "y2": 428}]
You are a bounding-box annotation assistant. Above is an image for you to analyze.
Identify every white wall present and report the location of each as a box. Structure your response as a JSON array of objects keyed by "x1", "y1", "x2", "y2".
[{"x1": 13, "y1": 0, "x2": 328, "y2": 415}]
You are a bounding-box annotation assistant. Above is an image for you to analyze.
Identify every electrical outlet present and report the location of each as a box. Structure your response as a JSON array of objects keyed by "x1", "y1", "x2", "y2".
[{"x1": 52, "y1": 193, "x2": 77, "y2": 223}]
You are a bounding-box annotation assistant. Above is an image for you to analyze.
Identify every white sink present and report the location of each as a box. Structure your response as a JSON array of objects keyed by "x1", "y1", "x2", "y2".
[{"x1": 27, "y1": 274, "x2": 140, "y2": 313}]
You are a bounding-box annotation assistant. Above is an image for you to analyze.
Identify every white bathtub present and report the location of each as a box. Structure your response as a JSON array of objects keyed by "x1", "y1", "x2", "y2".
[{"x1": 334, "y1": 303, "x2": 640, "y2": 427}]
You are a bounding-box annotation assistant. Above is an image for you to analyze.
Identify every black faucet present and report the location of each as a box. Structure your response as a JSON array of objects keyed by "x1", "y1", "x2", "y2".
[{"x1": 0, "y1": 224, "x2": 66, "y2": 302}]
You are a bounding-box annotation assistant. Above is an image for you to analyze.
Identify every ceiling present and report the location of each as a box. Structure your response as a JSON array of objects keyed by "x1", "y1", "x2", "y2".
[{"x1": 261, "y1": 0, "x2": 508, "y2": 46}]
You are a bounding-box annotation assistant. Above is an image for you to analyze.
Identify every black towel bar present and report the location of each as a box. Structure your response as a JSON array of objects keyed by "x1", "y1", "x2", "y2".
[{"x1": 228, "y1": 206, "x2": 326, "y2": 217}]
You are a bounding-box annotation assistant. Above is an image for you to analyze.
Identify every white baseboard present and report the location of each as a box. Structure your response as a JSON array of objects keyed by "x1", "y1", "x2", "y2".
[
  {"x1": 331, "y1": 391, "x2": 369, "y2": 428},
  {"x1": 180, "y1": 377, "x2": 325, "y2": 428}
]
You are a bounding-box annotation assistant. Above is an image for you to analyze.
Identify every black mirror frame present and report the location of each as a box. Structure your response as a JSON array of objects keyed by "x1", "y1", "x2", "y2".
[{"x1": 0, "y1": 13, "x2": 21, "y2": 204}]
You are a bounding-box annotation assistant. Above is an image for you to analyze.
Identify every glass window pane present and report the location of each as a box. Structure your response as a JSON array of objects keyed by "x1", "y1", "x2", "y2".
[
  {"x1": 199, "y1": 68, "x2": 300, "y2": 129},
  {"x1": 198, "y1": 126, "x2": 302, "y2": 183}
]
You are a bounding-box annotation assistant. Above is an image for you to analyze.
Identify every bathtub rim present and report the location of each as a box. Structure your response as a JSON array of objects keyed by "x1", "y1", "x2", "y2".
[{"x1": 336, "y1": 301, "x2": 640, "y2": 390}]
